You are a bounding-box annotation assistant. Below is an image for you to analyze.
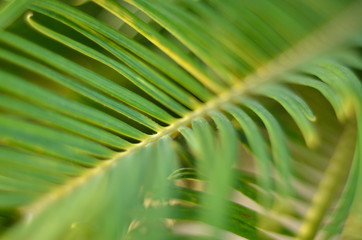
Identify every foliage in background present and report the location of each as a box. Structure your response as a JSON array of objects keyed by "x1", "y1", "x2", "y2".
[{"x1": 0, "y1": 0, "x2": 362, "y2": 239}]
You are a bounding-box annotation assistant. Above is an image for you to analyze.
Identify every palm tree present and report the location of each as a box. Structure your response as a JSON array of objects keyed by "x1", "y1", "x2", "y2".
[{"x1": 0, "y1": 0, "x2": 362, "y2": 239}]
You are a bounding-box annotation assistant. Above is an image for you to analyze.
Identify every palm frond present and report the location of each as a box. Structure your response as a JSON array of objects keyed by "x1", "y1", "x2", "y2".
[{"x1": 0, "y1": 0, "x2": 362, "y2": 239}]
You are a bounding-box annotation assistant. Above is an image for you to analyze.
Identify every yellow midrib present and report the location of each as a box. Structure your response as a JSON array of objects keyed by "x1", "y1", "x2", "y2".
[{"x1": 19, "y1": 0, "x2": 362, "y2": 221}]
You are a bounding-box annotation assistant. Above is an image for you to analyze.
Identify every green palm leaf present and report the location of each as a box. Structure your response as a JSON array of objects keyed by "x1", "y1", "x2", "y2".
[{"x1": 0, "y1": 0, "x2": 362, "y2": 239}]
